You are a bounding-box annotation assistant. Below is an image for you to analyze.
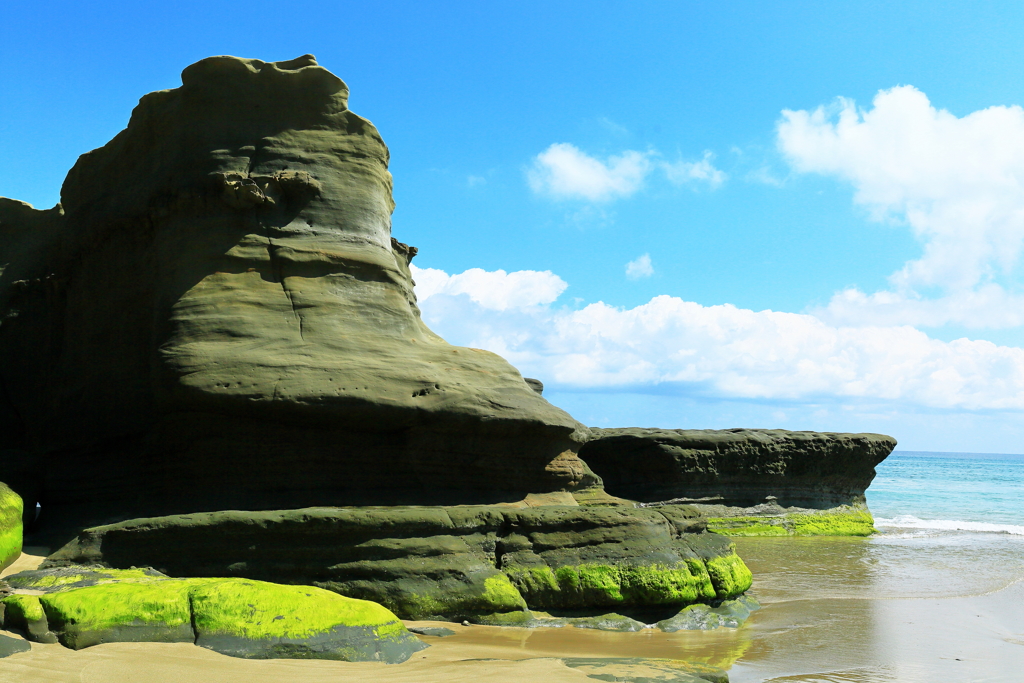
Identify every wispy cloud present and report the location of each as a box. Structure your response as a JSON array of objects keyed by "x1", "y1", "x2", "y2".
[
  {"x1": 662, "y1": 151, "x2": 726, "y2": 188},
  {"x1": 625, "y1": 253, "x2": 654, "y2": 279}
]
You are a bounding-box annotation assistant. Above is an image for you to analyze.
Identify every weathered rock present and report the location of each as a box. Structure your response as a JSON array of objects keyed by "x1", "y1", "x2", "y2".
[
  {"x1": 0, "y1": 483, "x2": 21, "y2": 571},
  {"x1": 0, "y1": 55, "x2": 600, "y2": 536},
  {"x1": 44, "y1": 505, "x2": 751, "y2": 621},
  {"x1": 0, "y1": 572, "x2": 426, "y2": 662},
  {"x1": 656, "y1": 595, "x2": 760, "y2": 631},
  {"x1": 406, "y1": 626, "x2": 456, "y2": 638},
  {"x1": 579, "y1": 428, "x2": 894, "y2": 536}
]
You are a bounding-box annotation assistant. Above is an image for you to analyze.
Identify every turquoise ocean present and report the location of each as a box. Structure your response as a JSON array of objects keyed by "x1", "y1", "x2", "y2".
[{"x1": 868, "y1": 450, "x2": 1024, "y2": 534}]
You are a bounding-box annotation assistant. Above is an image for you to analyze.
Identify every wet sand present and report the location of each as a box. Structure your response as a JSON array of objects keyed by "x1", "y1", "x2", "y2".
[{"x1": 2, "y1": 535, "x2": 1023, "y2": 682}]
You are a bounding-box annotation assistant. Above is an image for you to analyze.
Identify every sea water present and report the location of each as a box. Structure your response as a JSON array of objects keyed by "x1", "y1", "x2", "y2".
[{"x1": 869, "y1": 450, "x2": 1024, "y2": 534}]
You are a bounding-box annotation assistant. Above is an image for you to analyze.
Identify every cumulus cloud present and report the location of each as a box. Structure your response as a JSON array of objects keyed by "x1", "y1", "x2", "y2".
[
  {"x1": 410, "y1": 264, "x2": 567, "y2": 310},
  {"x1": 414, "y1": 265, "x2": 1024, "y2": 411},
  {"x1": 779, "y1": 86, "x2": 1024, "y2": 328},
  {"x1": 662, "y1": 151, "x2": 726, "y2": 188},
  {"x1": 528, "y1": 143, "x2": 651, "y2": 201},
  {"x1": 625, "y1": 254, "x2": 654, "y2": 279}
]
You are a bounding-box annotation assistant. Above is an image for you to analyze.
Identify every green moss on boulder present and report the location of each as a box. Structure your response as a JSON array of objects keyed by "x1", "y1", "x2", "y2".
[
  {"x1": 0, "y1": 483, "x2": 22, "y2": 571},
  {"x1": 41, "y1": 580, "x2": 196, "y2": 649},
  {"x1": 705, "y1": 553, "x2": 753, "y2": 598},
  {"x1": 1, "y1": 574, "x2": 426, "y2": 662}
]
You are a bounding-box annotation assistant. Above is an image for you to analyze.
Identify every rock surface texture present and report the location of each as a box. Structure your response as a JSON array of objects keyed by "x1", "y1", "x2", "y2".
[
  {"x1": 579, "y1": 428, "x2": 896, "y2": 536},
  {"x1": 45, "y1": 505, "x2": 752, "y2": 624},
  {"x1": 0, "y1": 55, "x2": 598, "y2": 533}
]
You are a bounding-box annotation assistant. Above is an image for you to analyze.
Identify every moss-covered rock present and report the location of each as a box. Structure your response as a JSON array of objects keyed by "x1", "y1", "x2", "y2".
[
  {"x1": 189, "y1": 579, "x2": 425, "y2": 662},
  {"x1": 706, "y1": 505, "x2": 876, "y2": 537},
  {"x1": 47, "y1": 504, "x2": 752, "y2": 620},
  {"x1": 656, "y1": 595, "x2": 760, "y2": 631},
  {"x1": 0, "y1": 574, "x2": 425, "y2": 662},
  {"x1": 0, "y1": 483, "x2": 22, "y2": 572},
  {"x1": 0, "y1": 594, "x2": 58, "y2": 643},
  {"x1": 5, "y1": 566, "x2": 167, "y2": 592}
]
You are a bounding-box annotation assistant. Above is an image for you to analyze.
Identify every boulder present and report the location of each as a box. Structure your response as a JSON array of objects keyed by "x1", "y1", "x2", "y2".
[
  {"x1": 0, "y1": 573, "x2": 426, "y2": 662},
  {"x1": 0, "y1": 54, "x2": 598, "y2": 536},
  {"x1": 44, "y1": 504, "x2": 751, "y2": 622},
  {"x1": 0, "y1": 483, "x2": 22, "y2": 571}
]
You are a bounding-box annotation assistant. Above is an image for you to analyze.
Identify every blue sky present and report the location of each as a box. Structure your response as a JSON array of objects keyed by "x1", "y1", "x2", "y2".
[{"x1": 5, "y1": 2, "x2": 1024, "y2": 451}]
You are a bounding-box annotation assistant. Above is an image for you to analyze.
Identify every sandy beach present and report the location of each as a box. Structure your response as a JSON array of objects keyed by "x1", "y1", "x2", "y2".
[{"x1": 3, "y1": 533, "x2": 1023, "y2": 682}]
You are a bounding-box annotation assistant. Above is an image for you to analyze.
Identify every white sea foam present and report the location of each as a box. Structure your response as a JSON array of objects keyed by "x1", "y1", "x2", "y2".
[{"x1": 874, "y1": 514, "x2": 1024, "y2": 536}]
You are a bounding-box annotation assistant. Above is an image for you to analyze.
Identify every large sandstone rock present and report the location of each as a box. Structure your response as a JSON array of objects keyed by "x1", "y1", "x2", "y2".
[
  {"x1": 0, "y1": 55, "x2": 598, "y2": 533},
  {"x1": 579, "y1": 428, "x2": 895, "y2": 508},
  {"x1": 579, "y1": 428, "x2": 895, "y2": 536},
  {"x1": 44, "y1": 505, "x2": 751, "y2": 622}
]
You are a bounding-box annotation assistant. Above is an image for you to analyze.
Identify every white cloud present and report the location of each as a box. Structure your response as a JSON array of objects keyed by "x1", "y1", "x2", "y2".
[
  {"x1": 662, "y1": 151, "x2": 726, "y2": 188},
  {"x1": 527, "y1": 144, "x2": 727, "y2": 202},
  {"x1": 467, "y1": 175, "x2": 486, "y2": 187},
  {"x1": 528, "y1": 143, "x2": 651, "y2": 201},
  {"x1": 778, "y1": 86, "x2": 1024, "y2": 328},
  {"x1": 410, "y1": 264, "x2": 567, "y2": 311},
  {"x1": 414, "y1": 265, "x2": 1024, "y2": 411},
  {"x1": 625, "y1": 253, "x2": 654, "y2": 279}
]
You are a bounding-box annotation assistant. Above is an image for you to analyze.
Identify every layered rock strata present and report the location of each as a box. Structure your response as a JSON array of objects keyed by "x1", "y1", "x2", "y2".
[
  {"x1": 0, "y1": 55, "x2": 599, "y2": 533},
  {"x1": 579, "y1": 428, "x2": 896, "y2": 536},
  {"x1": 45, "y1": 505, "x2": 752, "y2": 623}
]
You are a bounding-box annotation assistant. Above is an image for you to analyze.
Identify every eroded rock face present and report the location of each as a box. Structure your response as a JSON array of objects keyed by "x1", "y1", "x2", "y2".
[
  {"x1": 0, "y1": 55, "x2": 597, "y2": 529},
  {"x1": 579, "y1": 428, "x2": 896, "y2": 509}
]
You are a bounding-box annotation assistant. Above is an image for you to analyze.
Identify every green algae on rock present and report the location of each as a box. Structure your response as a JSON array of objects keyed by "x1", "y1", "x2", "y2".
[
  {"x1": 705, "y1": 504, "x2": 876, "y2": 537},
  {"x1": 45, "y1": 504, "x2": 751, "y2": 622},
  {"x1": 0, "y1": 574, "x2": 425, "y2": 662},
  {"x1": 0, "y1": 483, "x2": 22, "y2": 571}
]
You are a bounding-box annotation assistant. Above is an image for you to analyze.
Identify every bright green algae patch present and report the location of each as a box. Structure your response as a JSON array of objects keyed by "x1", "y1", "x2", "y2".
[
  {"x1": 707, "y1": 507, "x2": 876, "y2": 537},
  {"x1": 190, "y1": 580, "x2": 402, "y2": 639},
  {"x1": 0, "y1": 483, "x2": 23, "y2": 571},
  {"x1": 1, "y1": 576, "x2": 425, "y2": 662},
  {"x1": 705, "y1": 553, "x2": 753, "y2": 598},
  {"x1": 505, "y1": 561, "x2": 718, "y2": 610}
]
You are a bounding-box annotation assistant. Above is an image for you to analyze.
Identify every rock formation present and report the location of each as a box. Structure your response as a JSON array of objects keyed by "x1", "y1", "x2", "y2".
[
  {"x1": 0, "y1": 54, "x2": 599, "y2": 535},
  {"x1": 579, "y1": 428, "x2": 896, "y2": 536},
  {"x1": 0, "y1": 55, "x2": 756, "y2": 643},
  {"x1": 0, "y1": 568, "x2": 426, "y2": 661},
  {"x1": 0, "y1": 484, "x2": 20, "y2": 571},
  {"x1": 44, "y1": 504, "x2": 752, "y2": 624}
]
